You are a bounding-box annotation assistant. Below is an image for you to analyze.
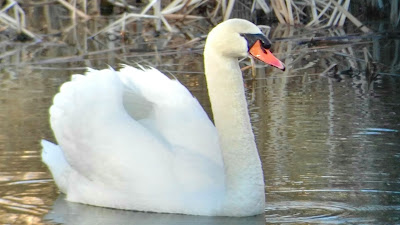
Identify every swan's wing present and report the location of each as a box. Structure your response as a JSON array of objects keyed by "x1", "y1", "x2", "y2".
[
  {"x1": 118, "y1": 65, "x2": 223, "y2": 166},
  {"x1": 48, "y1": 66, "x2": 223, "y2": 196},
  {"x1": 118, "y1": 65, "x2": 225, "y2": 194},
  {"x1": 50, "y1": 68, "x2": 172, "y2": 188}
]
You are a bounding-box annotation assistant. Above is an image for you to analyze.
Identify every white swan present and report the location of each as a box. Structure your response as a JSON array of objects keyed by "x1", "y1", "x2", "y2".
[{"x1": 41, "y1": 19, "x2": 285, "y2": 217}]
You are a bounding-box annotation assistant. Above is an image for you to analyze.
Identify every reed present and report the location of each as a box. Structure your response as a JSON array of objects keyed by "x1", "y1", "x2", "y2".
[
  {"x1": 0, "y1": 0, "x2": 38, "y2": 40},
  {"x1": 1, "y1": 0, "x2": 398, "y2": 41},
  {"x1": 57, "y1": 0, "x2": 91, "y2": 20},
  {"x1": 391, "y1": 0, "x2": 400, "y2": 27}
]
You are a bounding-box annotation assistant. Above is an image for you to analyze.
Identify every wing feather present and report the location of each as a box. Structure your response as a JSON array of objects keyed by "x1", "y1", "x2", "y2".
[{"x1": 48, "y1": 65, "x2": 224, "y2": 196}]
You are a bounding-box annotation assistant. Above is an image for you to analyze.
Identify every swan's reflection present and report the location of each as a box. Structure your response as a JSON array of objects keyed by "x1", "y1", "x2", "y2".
[{"x1": 44, "y1": 195, "x2": 265, "y2": 225}]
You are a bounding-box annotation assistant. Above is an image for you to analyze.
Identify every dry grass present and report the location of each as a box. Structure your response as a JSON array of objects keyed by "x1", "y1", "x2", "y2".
[
  {"x1": 0, "y1": 0, "x2": 398, "y2": 41},
  {"x1": 1, "y1": 9, "x2": 398, "y2": 99},
  {"x1": 0, "y1": 0, "x2": 39, "y2": 40},
  {"x1": 271, "y1": 0, "x2": 371, "y2": 32}
]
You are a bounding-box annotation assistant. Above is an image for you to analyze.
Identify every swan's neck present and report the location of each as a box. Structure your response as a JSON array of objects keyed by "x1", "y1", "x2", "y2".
[{"x1": 204, "y1": 48, "x2": 265, "y2": 215}]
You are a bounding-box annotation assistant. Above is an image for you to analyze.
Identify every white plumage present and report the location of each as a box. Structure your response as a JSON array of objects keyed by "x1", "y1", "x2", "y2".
[{"x1": 42, "y1": 19, "x2": 284, "y2": 216}]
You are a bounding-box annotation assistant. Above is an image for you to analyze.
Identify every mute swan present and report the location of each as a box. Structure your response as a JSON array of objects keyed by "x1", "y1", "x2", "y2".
[{"x1": 41, "y1": 19, "x2": 285, "y2": 217}]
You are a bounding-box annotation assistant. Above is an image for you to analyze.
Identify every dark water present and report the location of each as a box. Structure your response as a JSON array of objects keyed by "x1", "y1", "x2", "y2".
[{"x1": 0, "y1": 15, "x2": 399, "y2": 224}]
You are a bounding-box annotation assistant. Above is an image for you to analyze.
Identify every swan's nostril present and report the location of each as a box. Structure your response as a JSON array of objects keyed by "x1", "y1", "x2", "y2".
[{"x1": 261, "y1": 40, "x2": 271, "y2": 49}]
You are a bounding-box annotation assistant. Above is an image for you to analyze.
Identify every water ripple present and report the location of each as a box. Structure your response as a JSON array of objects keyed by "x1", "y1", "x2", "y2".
[
  {"x1": 265, "y1": 200, "x2": 399, "y2": 224},
  {"x1": 270, "y1": 188, "x2": 400, "y2": 195}
]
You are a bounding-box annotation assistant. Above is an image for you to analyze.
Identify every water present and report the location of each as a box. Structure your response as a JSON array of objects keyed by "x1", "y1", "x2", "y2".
[
  {"x1": 255, "y1": 68, "x2": 400, "y2": 224},
  {"x1": 0, "y1": 16, "x2": 400, "y2": 224}
]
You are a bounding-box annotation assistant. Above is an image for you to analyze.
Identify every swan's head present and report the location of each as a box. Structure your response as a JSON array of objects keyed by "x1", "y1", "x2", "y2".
[{"x1": 205, "y1": 19, "x2": 285, "y2": 70}]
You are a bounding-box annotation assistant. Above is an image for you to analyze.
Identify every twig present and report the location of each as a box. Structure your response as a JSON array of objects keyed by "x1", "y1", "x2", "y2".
[
  {"x1": 271, "y1": 0, "x2": 286, "y2": 24},
  {"x1": 163, "y1": 14, "x2": 204, "y2": 19},
  {"x1": 286, "y1": 0, "x2": 294, "y2": 25},
  {"x1": 306, "y1": 1, "x2": 332, "y2": 27},
  {"x1": 224, "y1": 0, "x2": 235, "y2": 21},
  {"x1": 325, "y1": 0, "x2": 342, "y2": 27},
  {"x1": 56, "y1": 0, "x2": 90, "y2": 20},
  {"x1": 89, "y1": 13, "x2": 158, "y2": 38},
  {"x1": 338, "y1": 0, "x2": 350, "y2": 26},
  {"x1": 252, "y1": 0, "x2": 271, "y2": 14},
  {"x1": 310, "y1": 0, "x2": 319, "y2": 25},
  {"x1": 330, "y1": 0, "x2": 371, "y2": 32},
  {"x1": 320, "y1": 63, "x2": 337, "y2": 76},
  {"x1": 0, "y1": 11, "x2": 38, "y2": 40}
]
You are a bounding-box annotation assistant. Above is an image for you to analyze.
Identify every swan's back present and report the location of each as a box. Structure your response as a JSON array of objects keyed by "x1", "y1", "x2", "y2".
[{"x1": 42, "y1": 65, "x2": 225, "y2": 215}]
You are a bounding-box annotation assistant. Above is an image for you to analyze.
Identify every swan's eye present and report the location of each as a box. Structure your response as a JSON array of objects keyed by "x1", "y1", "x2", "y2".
[{"x1": 241, "y1": 33, "x2": 272, "y2": 50}]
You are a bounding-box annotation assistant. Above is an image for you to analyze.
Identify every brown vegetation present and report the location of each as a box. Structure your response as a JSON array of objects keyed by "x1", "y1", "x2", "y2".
[{"x1": 0, "y1": 0, "x2": 398, "y2": 41}]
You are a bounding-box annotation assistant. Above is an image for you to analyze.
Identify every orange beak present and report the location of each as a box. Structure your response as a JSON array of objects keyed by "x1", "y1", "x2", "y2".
[{"x1": 249, "y1": 40, "x2": 285, "y2": 71}]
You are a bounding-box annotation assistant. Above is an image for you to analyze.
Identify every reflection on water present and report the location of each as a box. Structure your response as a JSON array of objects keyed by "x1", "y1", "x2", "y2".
[
  {"x1": 0, "y1": 11, "x2": 400, "y2": 225},
  {"x1": 45, "y1": 195, "x2": 265, "y2": 225},
  {"x1": 249, "y1": 26, "x2": 400, "y2": 222}
]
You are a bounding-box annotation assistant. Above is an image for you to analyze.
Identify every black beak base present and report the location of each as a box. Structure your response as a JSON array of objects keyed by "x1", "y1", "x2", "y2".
[{"x1": 241, "y1": 33, "x2": 272, "y2": 50}]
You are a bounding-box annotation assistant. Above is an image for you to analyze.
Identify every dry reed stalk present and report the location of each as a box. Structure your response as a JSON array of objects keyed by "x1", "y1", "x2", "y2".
[
  {"x1": 338, "y1": 0, "x2": 350, "y2": 26},
  {"x1": 252, "y1": 0, "x2": 271, "y2": 14},
  {"x1": 160, "y1": 15, "x2": 173, "y2": 32},
  {"x1": 310, "y1": 0, "x2": 319, "y2": 25},
  {"x1": 250, "y1": 57, "x2": 256, "y2": 79},
  {"x1": 178, "y1": 0, "x2": 209, "y2": 19},
  {"x1": 278, "y1": 0, "x2": 289, "y2": 24},
  {"x1": 56, "y1": 0, "x2": 90, "y2": 20},
  {"x1": 390, "y1": 40, "x2": 399, "y2": 70},
  {"x1": 271, "y1": 0, "x2": 288, "y2": 24},
  {"x1": 221, "y1": 0, "x2": 227, "y2": 17},
  {"x1": 330, "y1": 0, "x2": 371, "y2": 32},
  {"x1": 224, "y1": 0, "x2": 235, "y2": 21},
  {"x1": 160, "y1": 0, "x2": 205, "y2": 31},
  {"x1": 290, "y1": 2, "x2": 307, "y2": 23},
  {"x1": 80, "y1": 0, "x2": 87, "y2": 14},
  {"x1": 325, "y1": 0, "x2": 342, "y2": 27},
  {"x1": 89, "y1": 13, "x2": 158, "y2": 38},
  {"x1": 271, "y1": 0, "x2": 295, "y2": 25},
  {"x1": 141, "y1": 0, "x2": 157, "y2": 15},
  {"x1": 163, "y1": 0, "x2": 183, "y2": 12},
  {"x1": 139, "y1": 0, "x2": 172, "y2": 32},
  {"x1": 162, "y1": 0, "x2": 205, "y2": 14},
  {"x1": 107, "y1": 0, "x2": 138, "y2": 11},
  {"x1": 319, "y1": 63, "x2": 337, "y2": 76},
  {"x1": 391, "y1": 0, "x2": 399, "y2": 26},
  {"x1": 210, "y1": 0, "x2": 221, "y2": 18},
  {"x1": 367, "y1": 0, "x2": 384, "y2": 9},
  {"x1": 91, "y1": 0, "x2": 208, "y2": 36},
  {"x1": 0, "y1": 48, "x2": 20, "y2": 61},
  {"x1": 0, "y1": 0, "x2": 38, "y2": 40},
  {"x1": 285, "y1": 0, "x2": 294, "y2": 25},
  {"x1": 363, "y1": 47, "x2": 372, "y2": 63},
  {"x1": 267, "y1": 0, "x2": 373, "y2": 31},
  {"x1": 306, "y1": 1, "x2": 332, "y2": 27},
  {"x1": 163, "y1": 14, "x2": 204, "y2": 19},
  {"x1": 13, "y1": 2, "x2": 23, "y2": 31},
  {"x1": 153, "y1": 0, "x2": 162, "y2": 31}
]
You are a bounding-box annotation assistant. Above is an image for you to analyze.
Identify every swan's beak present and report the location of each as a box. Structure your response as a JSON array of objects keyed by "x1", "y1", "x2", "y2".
[{"x1": 249, "y1": 40, "x2": 285, "y2": 71}]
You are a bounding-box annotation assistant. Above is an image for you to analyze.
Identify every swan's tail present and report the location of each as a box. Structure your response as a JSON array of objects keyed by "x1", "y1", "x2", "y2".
[{"x1": 41, "y1": 140, "x2": 71, "y2": 194}]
